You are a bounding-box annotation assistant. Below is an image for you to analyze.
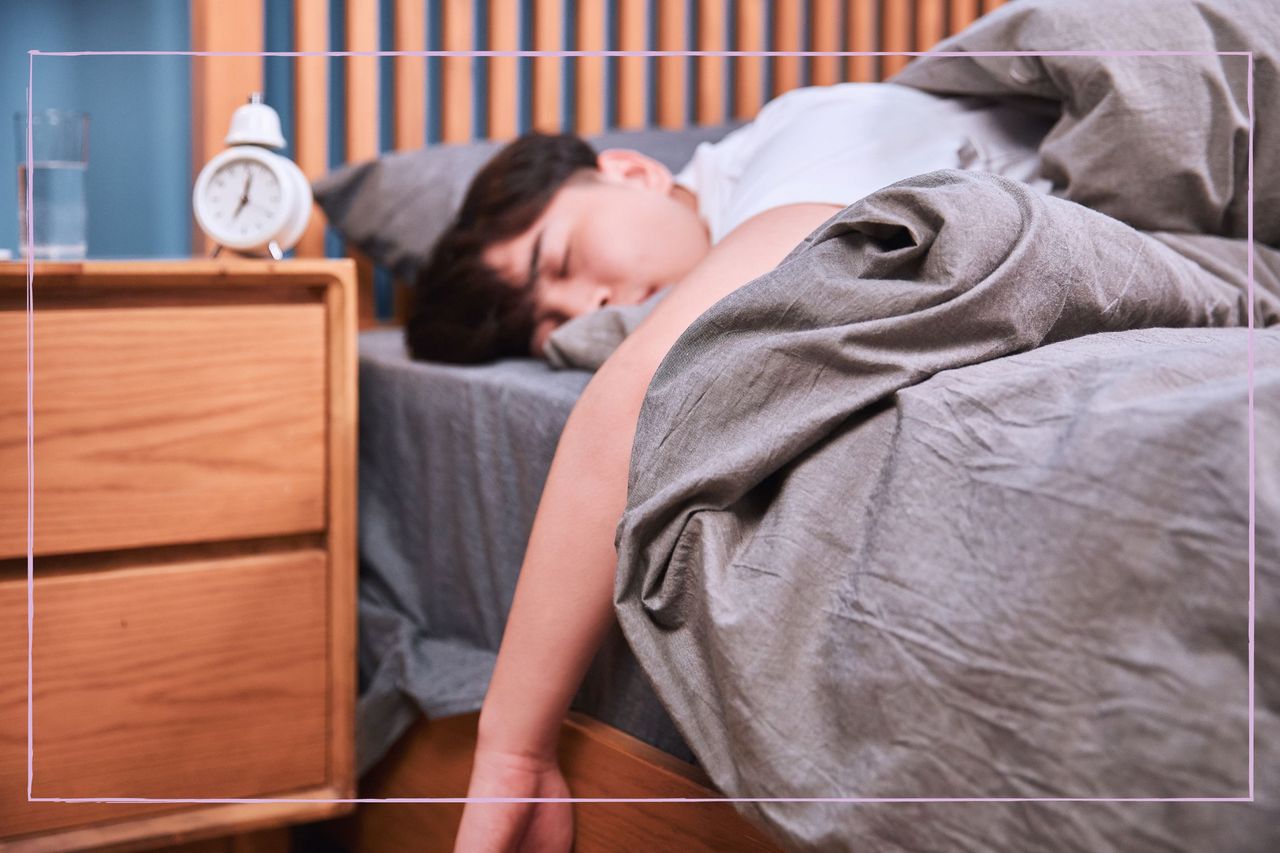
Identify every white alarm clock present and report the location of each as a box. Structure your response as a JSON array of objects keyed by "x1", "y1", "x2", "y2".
[{"x1": 193, "y1": 93, "x2": 311, "y2": 259}]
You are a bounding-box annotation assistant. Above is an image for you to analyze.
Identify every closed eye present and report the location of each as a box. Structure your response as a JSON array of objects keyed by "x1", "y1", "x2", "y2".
[{"x1": 532, "y1": 304, "x2": 571, "y2": 326}]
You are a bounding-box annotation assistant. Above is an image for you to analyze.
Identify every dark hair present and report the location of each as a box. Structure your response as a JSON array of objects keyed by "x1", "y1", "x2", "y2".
[{"x1": 406, "y1": 131, "x2": 599, "y2": 363}]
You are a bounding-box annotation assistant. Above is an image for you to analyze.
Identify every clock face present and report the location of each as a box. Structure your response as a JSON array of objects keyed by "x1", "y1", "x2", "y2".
[{"x1": 196, "y1": 154, "x2": 290, "y2": 249}]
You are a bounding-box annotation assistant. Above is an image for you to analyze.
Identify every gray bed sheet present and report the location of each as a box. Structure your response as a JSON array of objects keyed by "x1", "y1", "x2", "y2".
[{"x1": 355, "y1": 331, "x2": 694, "y2": 776}]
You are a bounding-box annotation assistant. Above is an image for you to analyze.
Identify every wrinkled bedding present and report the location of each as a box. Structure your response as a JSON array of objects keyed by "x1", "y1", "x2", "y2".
[{"x1": 612, "y1": 0, "x2": 1280, "y2": 849}]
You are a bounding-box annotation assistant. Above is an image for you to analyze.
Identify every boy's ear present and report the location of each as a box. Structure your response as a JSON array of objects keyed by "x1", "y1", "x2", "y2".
[{"x1": 595, "y1": 148, "x2": 673, "y2": 192}]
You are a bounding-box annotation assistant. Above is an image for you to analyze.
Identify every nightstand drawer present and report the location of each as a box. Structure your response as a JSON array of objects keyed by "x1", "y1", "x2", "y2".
[
  {"x1": 0, "y1": 304, "x2": 327, "y2": 558},
  {"x1": 0, "y1": 549, "x2": 330, "y2": 837}
]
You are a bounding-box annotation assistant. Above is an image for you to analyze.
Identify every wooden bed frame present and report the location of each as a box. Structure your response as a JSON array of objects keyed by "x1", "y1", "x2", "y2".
[
  {"x1": 316, "y1": 711, "x2": 784, "y2": 851},
  {"x1": 186, "y1": 1, "x2": 1000, "y2": 848}
]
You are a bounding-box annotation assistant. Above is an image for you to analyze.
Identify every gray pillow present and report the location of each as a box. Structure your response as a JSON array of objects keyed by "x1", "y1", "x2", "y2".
[
  {"x1": 312, "y1": 123, "x2": 745, "y2": 284},
  {"x1": 542, "y1": 288, "x2": 667, "y2": 371}
]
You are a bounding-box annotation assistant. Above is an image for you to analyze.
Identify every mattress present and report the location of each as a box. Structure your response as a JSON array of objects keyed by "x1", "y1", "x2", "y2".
[{"x1": 355, "y1": 328, "x2": 694, "y2": 776}]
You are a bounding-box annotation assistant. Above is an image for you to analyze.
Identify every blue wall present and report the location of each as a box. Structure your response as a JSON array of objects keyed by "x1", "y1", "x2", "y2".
[{"x1": 0, "y1": 1, "x2": 191, "y2": 258}]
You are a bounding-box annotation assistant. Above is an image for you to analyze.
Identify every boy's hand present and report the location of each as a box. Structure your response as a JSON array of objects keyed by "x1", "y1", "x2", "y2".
[{"x1": 453, "y1": 747, "x2": 573, "y2": 853}]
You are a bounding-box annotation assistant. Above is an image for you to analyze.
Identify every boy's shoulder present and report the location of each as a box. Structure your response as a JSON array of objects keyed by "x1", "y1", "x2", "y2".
[{"x1": 759, "y1": 82, "x2": 939, "y2": 117}]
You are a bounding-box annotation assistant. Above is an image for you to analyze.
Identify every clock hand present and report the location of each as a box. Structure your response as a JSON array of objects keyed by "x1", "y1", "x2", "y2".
[
  {"x1": 232, "y1": 170, "x2": 255, "y2": 218},
  {"x1": 233, "y1": 171, "x2": 255, "y2": 218}
]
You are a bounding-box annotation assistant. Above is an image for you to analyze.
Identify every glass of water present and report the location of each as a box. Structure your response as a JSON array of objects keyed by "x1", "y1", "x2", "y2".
[{"x1": 14, "y1": 109, "x2": 89, "y2": 260}]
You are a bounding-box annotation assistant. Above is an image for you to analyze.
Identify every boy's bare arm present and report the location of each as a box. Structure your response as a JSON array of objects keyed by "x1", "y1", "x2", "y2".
[
  {"x1": 624, "y1": 202, "x2": 843, "y2": 369},
  {"x1": 475, "y1": 202, "x2": 842, "y2": 758}
]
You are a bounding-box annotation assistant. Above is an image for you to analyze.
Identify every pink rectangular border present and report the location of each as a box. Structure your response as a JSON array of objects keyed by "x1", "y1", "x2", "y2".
[{"x1": 23, "y1": 47, "x2": 1256, "y2": 806}]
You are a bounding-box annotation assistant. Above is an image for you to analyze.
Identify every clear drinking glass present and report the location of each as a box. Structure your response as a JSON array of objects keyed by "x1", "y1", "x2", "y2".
[{"x1": 14, "y1": 109, "x2": 90, "y2": 259}]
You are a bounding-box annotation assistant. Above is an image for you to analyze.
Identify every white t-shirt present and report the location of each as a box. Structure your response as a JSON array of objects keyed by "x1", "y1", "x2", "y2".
[{"x1": 674, "y1": 82, "x2": 1054, "y2": 243}]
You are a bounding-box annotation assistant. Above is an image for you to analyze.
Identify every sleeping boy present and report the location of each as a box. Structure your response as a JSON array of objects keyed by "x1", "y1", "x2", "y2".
[
  {"x1": 407, "y1": 82, "x2": 1053, "y2": 852},
  {"x1": 408, "y1": 81, "x2": 1049, "y2": 364}
]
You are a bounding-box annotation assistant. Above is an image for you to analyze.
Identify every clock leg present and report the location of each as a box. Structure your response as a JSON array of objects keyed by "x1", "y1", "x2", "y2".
[{"x1": 268, "y1": 241, "x2": 283, "y2": 261}]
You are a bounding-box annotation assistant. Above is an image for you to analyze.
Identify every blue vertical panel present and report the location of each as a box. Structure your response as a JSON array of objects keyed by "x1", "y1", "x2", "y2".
[
  {"x1": 517, "y1": 0, "x2": 534, "y2": 133},
  {"x1": 644, "y1": 0, "x2": 657, "y2": 126},
  {"x1": 472, "y1": 0, "x2": 489, "y2": 139},
  {"x1": 378, "y1": 0, "x2": 395, "y2": 152},
  {"x1": 684, "y1": 0, "x2": 696, "y2": 126},
  {"x1": 723, "y1": 0, "x2": 735, "y2": 121},
  {"x1": 1, "y1": 0, "x2": 192, "y2": 258},
  {"x1": 426, "y1": 0, "x2": 443, "y2": 144},
  {"x1": 560, "y1": 0, "x2": 576, "y2": 132},
  {"x1": 373, "y1": 266, "x2": 394, "y2": 318},
  {"x1": 762, "y1": 0, "x2": 774, "y2": 102},
  {"x1": 264, "y1": 0, "x2": 296, "y2": 161},
  {"x1": 375, "y1": 0, "x2": 395, "y2": 318},
  {"x1": 327, "y1": 0, "x2": 348, "y2": 166},
  {"x1": 263, "y1": 0, "x2": 295, "y2": 258},
  {"x1": 326, "y1": 0, "x2": 347, "y2": 258},
  {"x1": 603, "y1": 0, "x2": 618, "y2": 128}
]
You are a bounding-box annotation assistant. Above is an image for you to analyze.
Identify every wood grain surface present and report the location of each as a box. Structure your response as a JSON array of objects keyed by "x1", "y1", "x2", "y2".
[
  {"x1": 0, "y1": 551, "x2": 328, "y2": 835},
  {"x1": 0, "y1": 260, "x2": 357, "y2": 851},
  {"x1": 0, "y1": 303, "x2": 326, "y2": 558},
  {"x1": 339, "y1": 711, "x2": 784, "y2": 852}
]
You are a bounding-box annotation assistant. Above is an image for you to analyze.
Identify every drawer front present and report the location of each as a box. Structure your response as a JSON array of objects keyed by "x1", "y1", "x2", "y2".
[
  {"x1": 0, "y1": 304, "x2": 327, "y2": 558},
  {"x1": 0, "y1": 549, "x2": 330, "y2": 837}
]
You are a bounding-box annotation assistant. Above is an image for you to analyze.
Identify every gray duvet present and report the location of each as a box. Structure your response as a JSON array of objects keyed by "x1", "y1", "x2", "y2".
[{"x1": 612, "y1": 0, "x2": 1280, "y2": 850}]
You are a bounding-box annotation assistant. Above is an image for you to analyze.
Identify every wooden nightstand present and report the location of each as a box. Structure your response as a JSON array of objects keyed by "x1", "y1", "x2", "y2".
[{"x1": 0, "y1": 260, "x2": 357, "y2": 851}]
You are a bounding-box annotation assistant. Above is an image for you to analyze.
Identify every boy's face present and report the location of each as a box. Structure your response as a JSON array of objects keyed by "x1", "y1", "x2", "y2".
[{"x1": 482, "y1": 150, "x2": 711, "y2": 356}]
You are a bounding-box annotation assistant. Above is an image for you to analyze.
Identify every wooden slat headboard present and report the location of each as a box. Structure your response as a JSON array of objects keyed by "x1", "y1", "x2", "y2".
[{"x1": 190, "y1": 0, "x2": 1007, "y2": 323}]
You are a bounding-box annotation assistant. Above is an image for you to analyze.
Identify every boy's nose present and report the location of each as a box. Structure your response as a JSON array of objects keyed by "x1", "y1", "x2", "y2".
[{"x1": 588, "y1": 283, "x2": 611, "y2": 309}]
